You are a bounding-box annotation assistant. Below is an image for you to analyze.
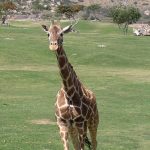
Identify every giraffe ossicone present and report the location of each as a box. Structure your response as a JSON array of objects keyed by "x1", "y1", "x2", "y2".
[{"x1": 42, "y1": 20, "x2": 99, "y2": 150}]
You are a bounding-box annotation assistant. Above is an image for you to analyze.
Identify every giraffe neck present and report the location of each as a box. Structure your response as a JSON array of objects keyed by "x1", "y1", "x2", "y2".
[{"x1": 55, "y1": 46, "x2": 83, "y2": 100}]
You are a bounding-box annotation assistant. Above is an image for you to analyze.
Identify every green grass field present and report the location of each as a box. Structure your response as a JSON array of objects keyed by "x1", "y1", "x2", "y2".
[{"x1": 0, "y1": 20, "x2": 150, "y2": 150}]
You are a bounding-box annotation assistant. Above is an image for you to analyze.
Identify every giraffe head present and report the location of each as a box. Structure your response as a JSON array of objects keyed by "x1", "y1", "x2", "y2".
[{"x1": 42, "y1": 20, "x2": 78, "y2": 51}]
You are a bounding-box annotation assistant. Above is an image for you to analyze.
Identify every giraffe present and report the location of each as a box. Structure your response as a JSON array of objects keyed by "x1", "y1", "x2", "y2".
[{"x1": 42, "y1": 21, "x2": 99, "y2": 150}]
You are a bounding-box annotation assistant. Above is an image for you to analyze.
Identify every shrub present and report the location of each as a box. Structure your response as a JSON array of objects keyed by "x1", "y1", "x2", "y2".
[
  {"x1": 110, "y1": 5, "x2": 141, "y2": 34},
  {"x1": 56, "y1": 4, "x2": 84, "y2": 19}
]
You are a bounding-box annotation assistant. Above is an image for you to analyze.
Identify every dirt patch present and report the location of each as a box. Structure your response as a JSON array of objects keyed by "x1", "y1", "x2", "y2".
[
  {"x1": 30, "y1": 119, "x2": 56, "y2": 125},
  {"x1": 4, "y1": 37, "x2": 15, "y2": 40}
]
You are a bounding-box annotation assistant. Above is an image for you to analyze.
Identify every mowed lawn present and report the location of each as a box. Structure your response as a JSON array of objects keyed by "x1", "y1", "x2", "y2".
[{"x1": 0, "y1": 20, "x2": 150, "y2": 150}]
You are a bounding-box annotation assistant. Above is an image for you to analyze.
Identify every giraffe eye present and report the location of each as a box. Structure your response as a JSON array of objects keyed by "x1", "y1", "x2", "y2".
[{"x1": 47, "y1": 33, "x2": 50, "y2": 37}]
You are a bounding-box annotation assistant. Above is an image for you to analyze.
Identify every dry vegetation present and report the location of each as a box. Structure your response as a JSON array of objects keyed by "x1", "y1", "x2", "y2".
[{"x1": 79, "y1": 0, "x2": 150, "y2": 10}]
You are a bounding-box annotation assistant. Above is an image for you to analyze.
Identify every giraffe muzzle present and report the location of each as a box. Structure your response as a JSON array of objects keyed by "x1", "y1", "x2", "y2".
[{"x1": 49, "y1": 41, "x2": 59, "y2": 51}]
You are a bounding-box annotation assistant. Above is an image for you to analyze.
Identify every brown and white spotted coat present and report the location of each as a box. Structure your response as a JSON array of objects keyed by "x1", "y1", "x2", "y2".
[{"x1": 42, "y1": 21, "x2": 99, "y2": 150}]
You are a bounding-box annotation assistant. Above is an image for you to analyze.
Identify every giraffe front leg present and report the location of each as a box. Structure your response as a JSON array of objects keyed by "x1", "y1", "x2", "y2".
[{"x1": 57, "y1": 120, "x2": 69, "y2": 150}]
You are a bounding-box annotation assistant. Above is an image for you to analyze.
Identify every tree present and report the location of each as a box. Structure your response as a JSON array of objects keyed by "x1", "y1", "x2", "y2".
[
  {"x1": 57, "y1": 4, "x2": 84, "y2": 19},
  {"x1": 110, "y1": 5, "x2": 141, "y2": 34},
  {"x1": 0, "y1": 1, "x2": 16, "y2": 14},
  {"x1": 0, "y1": 4, "x2": 2, "y2": 15},
  {"x1": 86, "y1": 4, "x2": 101, "y2": 20},
  {"x1": 0, "y1": 1, "x2": 16, "y2": 25}
]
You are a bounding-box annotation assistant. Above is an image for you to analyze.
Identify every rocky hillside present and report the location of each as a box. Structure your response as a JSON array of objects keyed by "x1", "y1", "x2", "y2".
[
  {"x1": 6, "y1": 0, "x2": 150, "y2": 19},
  {"x1": 12, "y1": 0, "x2": 150, "y2": 10},
  {"x1": 78, "y1": 0, "x2": 150, "y2": 9}
]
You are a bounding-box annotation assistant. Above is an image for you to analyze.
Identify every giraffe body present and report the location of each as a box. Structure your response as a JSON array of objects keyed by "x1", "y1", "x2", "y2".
[{"x1": 42, "y1": 21, "x2": 99, "y2": 150}]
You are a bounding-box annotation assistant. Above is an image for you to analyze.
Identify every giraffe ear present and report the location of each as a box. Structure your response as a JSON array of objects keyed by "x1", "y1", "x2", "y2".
[
  {"x1": 61, "y1": 19, "x2": 79, "y2": 34},
  {"x1": 61, "y1": 25, "x2": 73, "y2": 34},
  {"x1": 42, "y1": 25, "x2": 49, "y2": 32},
  {"x1": 42, "y1": 25, "x2": 50, "y2": 35}
]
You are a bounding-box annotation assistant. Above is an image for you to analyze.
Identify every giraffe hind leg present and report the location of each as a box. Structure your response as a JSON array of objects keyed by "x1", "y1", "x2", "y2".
[
  {"x1": 88, "y1": 124, "x2": 98, "y2": 150},
  {"x1": 84, "y1": 136, "x2": 92, "y2": 150},
  {"x1": 69, "y1": 127, "x2": 80, "y2": 150},
  {"x1": 76, "y1": 122, "x2": 88, "y2": 150},
  {"x1": 83, "y1": 122, "x2": 92, "y2": 150},
  {"x1": 88, "y1": 114, "x2": 99, "y2": 150}
]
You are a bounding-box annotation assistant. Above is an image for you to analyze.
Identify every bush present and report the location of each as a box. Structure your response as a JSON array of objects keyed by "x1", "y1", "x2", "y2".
[
  {"x1": 110, "y1": 5, "x2": 141, "y2": 33},
  {"x1": 56, "y1": 4, "x2": 84, "y2": 19},
  {"x1": 0, "y1": 1, "x2": 16, "y2": 14},
  {"x1": 86, "y1": 4, "x2": 101, "y2": 20}
]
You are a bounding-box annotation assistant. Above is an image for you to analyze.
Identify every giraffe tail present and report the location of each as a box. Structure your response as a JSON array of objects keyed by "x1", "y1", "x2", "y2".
[{"x1": 84, "y1": 136, "x2": 92, "y2": 150}]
